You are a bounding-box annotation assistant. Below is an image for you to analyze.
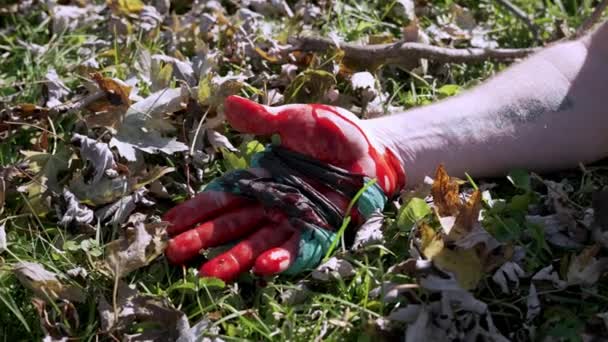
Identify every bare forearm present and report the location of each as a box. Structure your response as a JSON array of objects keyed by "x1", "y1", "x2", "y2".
[{"x1": 365, "y1": 23, "x2": 608, "y2": 186}]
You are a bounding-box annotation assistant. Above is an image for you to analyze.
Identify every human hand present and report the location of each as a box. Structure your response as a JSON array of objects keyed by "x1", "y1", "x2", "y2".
[{"x1": 163, "y1": 96, "x2": 405, "y2": 281}]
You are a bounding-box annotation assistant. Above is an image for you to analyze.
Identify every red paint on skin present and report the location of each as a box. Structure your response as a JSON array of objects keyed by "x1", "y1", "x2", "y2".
[
  {"x1": 163, "y1": 192, "x2": 251, "y2": 235},
  {"x1": 253, "y1": 230, "x2": 300, "y2": 275},
  {"x1": 165, "y1": 204, "x2": 267, "y2": 264},
  {"x1": 305, "y1": 104, "x2": 403, "y2": 195},
  {"x1": 199, "y1": 222, "x2": 294, "y2": 281}
]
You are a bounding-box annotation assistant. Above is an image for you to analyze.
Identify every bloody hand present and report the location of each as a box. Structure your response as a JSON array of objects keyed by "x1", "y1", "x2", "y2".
[{"x1": 163, "y1": 96, "x2": 405, "y2": 282}]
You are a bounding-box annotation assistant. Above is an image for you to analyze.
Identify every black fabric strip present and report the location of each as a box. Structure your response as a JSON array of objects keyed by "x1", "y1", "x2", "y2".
[{"x1": 217, "y1": 147, "x2": 367, "y2": 231}]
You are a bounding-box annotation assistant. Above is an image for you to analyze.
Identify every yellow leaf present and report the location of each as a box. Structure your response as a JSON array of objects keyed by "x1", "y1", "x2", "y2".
[
  {"x1": 108, "y1": 0, "x2": 144, "y2": 14},
  {"x1": 420, "y1": 222, "x2": 484, "y2": 290},
  {"x1": 434, "y1": 247, "x2": 483, "y2": 290},
  {"x1": 197, "y1": 74, "x2": 213, "y2": 105},
  {"x1": 420, "y1": 223, "x2": 441, "y2": 254},
  {"x1": 254, "y1": 47, "x2": 280, "y2": 63}
]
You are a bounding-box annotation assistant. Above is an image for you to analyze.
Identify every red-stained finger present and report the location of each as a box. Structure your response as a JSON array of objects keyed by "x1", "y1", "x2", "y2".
[
  {"x1": 253, "y1": 229, "x2": 300, "y2": 276},
  {"x1": 199, "y1": 221, "x2": 294, "y2": 282},
  {"x1": 163, "y1": 191, "x2": 251, "y2": 235},
  {"x1": 165, "y1": 204, "x2": 266, "y2": 265},
  {"x1": 224, "y1": 95, "x2": 281, "y2": 135}
]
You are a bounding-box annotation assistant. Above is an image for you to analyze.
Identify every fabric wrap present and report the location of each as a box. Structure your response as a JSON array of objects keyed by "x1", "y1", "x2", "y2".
[{"x1": 204, "y1": 146, "x2": 387, "y2": 275}]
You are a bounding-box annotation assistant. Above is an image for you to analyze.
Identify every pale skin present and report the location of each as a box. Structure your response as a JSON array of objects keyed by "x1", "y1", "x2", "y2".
[{"x1": 364, "y1": 21, "x2": 608, "y2": 186}]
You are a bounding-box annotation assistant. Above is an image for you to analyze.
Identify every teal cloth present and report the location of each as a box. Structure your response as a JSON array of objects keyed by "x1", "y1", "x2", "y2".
[{"x1": 205, "y1": 150, "x2": 387, "y2": 275}]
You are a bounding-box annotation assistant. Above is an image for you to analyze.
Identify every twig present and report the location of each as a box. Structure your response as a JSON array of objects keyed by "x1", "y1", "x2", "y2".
[
  {"x1": 573, "y1": 0, "x2": 608, "y2": 39},
  {"x1": 495, "y1": 0, "x2": 540, "y2": 42},
  {"x1": 288, "y1": 37, "x2": 540, "y2": 70}
]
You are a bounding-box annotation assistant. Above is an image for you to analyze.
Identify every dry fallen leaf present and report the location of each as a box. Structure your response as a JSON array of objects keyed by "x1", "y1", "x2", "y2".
[
  {"x1": 351, "y1": 210, "x2": 385, "y2": 250},
  {"x1": 44, "y1": 69, "x2": 70, "y2": 108},
  {"x1": 312, "y1": 257, "x2": 355, "y2": 281},
  {"x1": 95, "y1": 188, "x2": 154, "y2": 225},
  {"x1": 532, "y1": 264, "x2": 567, "y2": 289},
  {"x1": 448, "y1": 190, "x2": 482, "y2": 239},
  {"x1": 13, "y1": 262, "x2": 86, "y2": 303},
  {"x1": 33, "y1": 298, "x2": 80, "y2": 340},
  {"x1": 105, "y1": 220, "x2": 168, "y2": 277},
  {"x1": 109, "y1": 88, "x2": 189, "y2": 162},
  {"x1": 492, "y1": 261, "x2": 525, "y2": 294},
  {"x1": 431, "y1": 165, "x2": 460, "y2": 216},
  {"x1": 98, "y1": 281, "x2": 191, "y2": 340},
  {"x1": 69, "y1": 165, "x2": 173, "y2": 205},
  {"x1": 526, "y1": 283, "x2": 541, "y2": 322},
  {"x1": 567, "y1": 244, "x2": 608, "y2": 287},
  {"x1": 85, "y1": 73, "x2": 132, "y2": 129},
  {"x1": 56, "y1": 189, "x2": 94, "y2": 228},
  {"x1": 0, "y1": 223, "x2": 6, "y2": 254},
  {"x1": 71, "y1": 133, "x2": 116, "y2": 184},
  {"x1": 419, "y1": 223, "x2": 483, "y2": 290}
]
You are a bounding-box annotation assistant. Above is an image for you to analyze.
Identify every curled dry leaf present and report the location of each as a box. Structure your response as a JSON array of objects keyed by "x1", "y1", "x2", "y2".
[
  {"x1": 177, "y1": 317, "x2": 224, "y2": 342},
  {"x1": 50, "y1": 4, "x2": 103, "y2": 34},
  {"x1": 369, "y1": 281, "x2": 417, "y2": 303},
  {"x1": 18, "y1": 148, "x2": 71, "y2": 214},
  {"x1": 351, "y1": 210, "x2": 384, "y2": 250},
  {"x1": 532, "y1": 265, "x2": 567, "y2": 289},
  {"x1": 33, "y1": 298, "x2": 80, "y2": 341},
  {"x1": 0, "y1": 223, "x2": 6, "y2": 254},
  {"x1": 70, "y1": 165, "x2": 174, "y2": 206},
  {"x1": 98, "y1": 281, "x2": 191, "y2": 340},
  {"x1": 71, "y1": 133, "x2": 116, "y2": 184},
  {"x1": 0, "y1": 176, "x2": 4, "y2": 214},
  {"x1": 105, "y1": 220, "x2": 169, "y2": 277},
  {"x1": 281, "y1": 280, "x2": 311, "y2": 305},
  {"x1": 206, "y1": 129, "x2": 238, "y2": 152},
  {"x1": 311, "y1": 257, "x2": 355, "y2": 281},
  {"x1": 526, "y1": 284, "x2": 541, "y2": 322},
  {"x1": 95, "y1": 188, "x2": 154, "y2": 226},
  {"x1": 44, "y1": 69, "x2": 70, "y2": 108},
  {"x1": 567, "y1": 244, "x2": 608, "y2": 287},
  {"x1": 13, "y1": 262, "x2": 86, "y2": 303},
  {"x1": 85, "y1": 73, "x2": 132, "y2": 129},
  {"x1": 57, "y1": 189, "x2": 94, "y2": 228},
  {"x1": 526, "y1": 214, "x2": 584, "y2": 249},
  {"x1": 386, "y1": 281, "x2": 507, "y2": 342},
  {"x1": 443, "y1": 190, "x2": 482, "y2": 242},
  {"x1": 431, "y1": 164, "x2": 461, "y2": 216},
  {"x1": 492, "y1": 261, "x2": 525, "y2": 294},
  {"x1": 350, "y1": 71, "x2": 377, "y2": 101}
]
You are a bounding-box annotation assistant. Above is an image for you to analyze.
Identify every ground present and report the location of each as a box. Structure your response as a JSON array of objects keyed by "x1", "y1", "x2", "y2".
[{"x1": 1, "y1": 0, "x2": 608, "y2": 341}]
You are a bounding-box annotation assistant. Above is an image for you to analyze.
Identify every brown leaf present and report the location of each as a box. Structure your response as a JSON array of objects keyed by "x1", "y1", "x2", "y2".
[
  {"x1": 13, "y1": 104, "x2": 49, "y2": 119},
  {"x1": 90, "y1": 73, "x2": 132, "y2": 108},
  {"x1": 32, "y1": 298, "x2": 80, "y2": 339},
  {"x1": 105, "y1": 220, "x2": 169, "y2": 277},
  {"x1": 13, "y1": 262, "x2": 86, "y2": 303},
  {"x1": 431, "y1": 165, "x2": 460, "y2": 216},
  {"x1": 98, "y1": 281, "x2": 190, "y2": 339},
  {"x1": 85, "y1": 73, "x2": 132, "y2": 129},
  {"x1": 254, "y1": 46, "x2": 280, "y2": 63},
  {"x1": 567, "y1": 244, "x2": 608, "y2": 286},
  {"x1": 447, "y1": 190, "x2": 482, "y2": 241}
]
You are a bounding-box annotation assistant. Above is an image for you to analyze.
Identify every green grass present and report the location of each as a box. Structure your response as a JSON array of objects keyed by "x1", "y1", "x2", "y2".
[{"x1": 1, "y1": 0, "x2": 608, "y2": 340}]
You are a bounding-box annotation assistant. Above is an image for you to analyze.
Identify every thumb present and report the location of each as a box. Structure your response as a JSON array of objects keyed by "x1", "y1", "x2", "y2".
[{"x1": 224, "y1": 95, "x2": 280, "y2": 135}]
